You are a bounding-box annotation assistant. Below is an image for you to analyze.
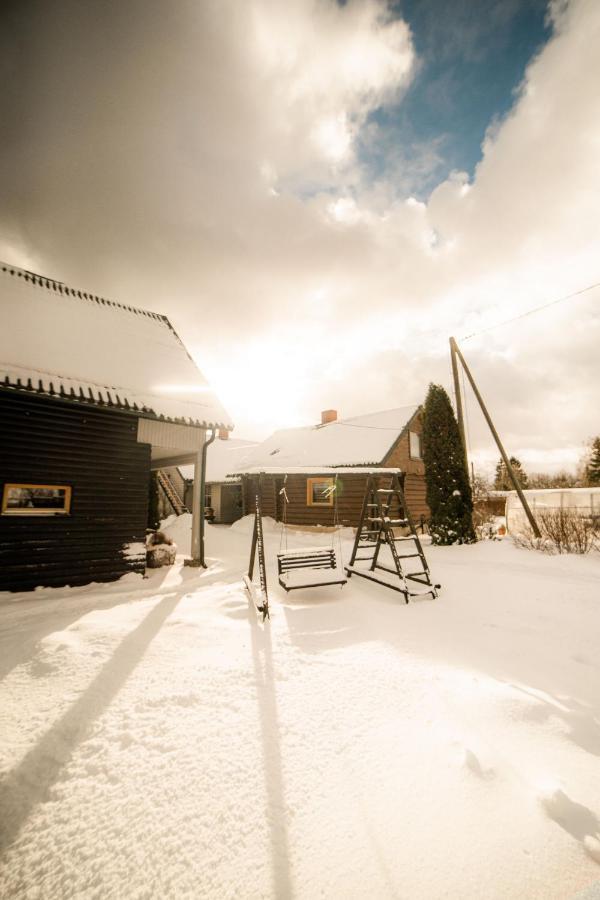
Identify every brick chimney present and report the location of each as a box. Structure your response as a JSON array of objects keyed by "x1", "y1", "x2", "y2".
[
  {"x1": 218, "y1": 428, "x2": 229, "y2": 440},
  {"x1": 321, "y1": 409, "x2": 338, "y2": 425}
]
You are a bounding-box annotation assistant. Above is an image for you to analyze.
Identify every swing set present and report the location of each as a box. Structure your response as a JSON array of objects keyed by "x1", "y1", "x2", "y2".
[
  {"x1": 276, "y1": 474, "x2": 347, "y2": 592},
  {"x1": 243, "y1": 468, "x2": 439, "y2": 621}
]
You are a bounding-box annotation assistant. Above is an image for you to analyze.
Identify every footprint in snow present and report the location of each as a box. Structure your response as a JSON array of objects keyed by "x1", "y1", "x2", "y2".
[
  {"x1": 540, "y1": 787, "x2": 600, "y2": 863},
  {"x1": 464, "y1": 749, "x2": 495, "y2": 780}
]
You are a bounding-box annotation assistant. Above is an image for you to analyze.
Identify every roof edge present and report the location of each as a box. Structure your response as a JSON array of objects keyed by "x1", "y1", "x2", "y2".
[
  {"x1": 1, "y1": 262, "x2": 171, "y2": 326},
  {"x1": 0, "y1": 379, "x2": 230, "y2": 431}
]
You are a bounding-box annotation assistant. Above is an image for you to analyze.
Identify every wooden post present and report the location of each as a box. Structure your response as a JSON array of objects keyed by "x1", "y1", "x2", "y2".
[
  {"x1": 187, "y1": 428, "x2": 216, "y2": 566},
  {"x1": 189, "y1": 448, "x2": 203, "y2": 563},
  {"x1": 449, "y1": 337, "x2": 469, "y2": 475},
  {"x1": 452, "y1": 339, "x2": 541, "y2": 539}
]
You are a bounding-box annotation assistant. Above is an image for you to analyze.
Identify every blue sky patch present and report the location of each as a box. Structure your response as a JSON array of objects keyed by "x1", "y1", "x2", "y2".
[{"x1": 358, "y1": 0, "x2": 551, "y2": 199}]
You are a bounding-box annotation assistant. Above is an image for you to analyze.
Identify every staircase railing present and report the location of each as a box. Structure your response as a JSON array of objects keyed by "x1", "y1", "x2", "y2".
[{"x1": 157, "y1": 470, "x2": 188, "y2": 516}]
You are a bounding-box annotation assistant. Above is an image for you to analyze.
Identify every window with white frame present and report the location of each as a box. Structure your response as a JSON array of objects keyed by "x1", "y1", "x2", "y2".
[{"x1": 409, "y1": 431, "x2": 422, "y2": 460}]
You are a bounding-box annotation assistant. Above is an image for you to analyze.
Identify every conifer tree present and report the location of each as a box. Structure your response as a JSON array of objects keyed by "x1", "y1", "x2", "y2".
[
  {"x1": 494, "y1": 456, "x2": 529, "y2": 490},
  {"x1": 422, "y1": 384, "x2": 476, "y2": 545},
  {"x1": 587, "y1": 437, "x2": 600, "y2": 485}
]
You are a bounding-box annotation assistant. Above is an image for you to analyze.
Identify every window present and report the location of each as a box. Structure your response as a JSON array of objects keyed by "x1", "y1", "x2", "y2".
[
  {"x1": 409, "y1": 431, "x2": 422, "y2": 460},
  {"x1": 306, "y1": 477, "x2": 334, "y2": 507},
  {"x1": 1, "y1": 483, "x2": 72, "y2": 516}
]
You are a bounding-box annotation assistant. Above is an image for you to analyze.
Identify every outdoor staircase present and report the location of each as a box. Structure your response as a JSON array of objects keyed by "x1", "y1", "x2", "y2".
[
  {"x1": 346, "y1": 472, "x2": 439, "y2": 601},
  {"x1": 157, "y1": 470, "x2": 188, "y2": 516}
]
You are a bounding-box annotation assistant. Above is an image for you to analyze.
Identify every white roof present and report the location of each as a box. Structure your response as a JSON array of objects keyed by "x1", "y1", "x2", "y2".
[
  {"x1": 0, "y1": 264, "x2": 233, "y2": 429},
  {"x1": 234, "y1": 406, "x2": 420, "y2": 471},
  {"x1": 179, "y1": 438, "x2": 257, "y2": 483},
  {"x1": 237, "y1": 466, "x2": 403, "y2": 475}
]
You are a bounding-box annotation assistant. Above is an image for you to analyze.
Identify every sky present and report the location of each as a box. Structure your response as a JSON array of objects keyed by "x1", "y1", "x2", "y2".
[{"x1": 1, "y1": 0, "x2": 599, "y2": 475}]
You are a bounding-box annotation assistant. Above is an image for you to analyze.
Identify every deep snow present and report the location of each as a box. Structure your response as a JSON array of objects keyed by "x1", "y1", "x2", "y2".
[{"x1": 0, "y1": 516, "x2": 599, "y2": 899}]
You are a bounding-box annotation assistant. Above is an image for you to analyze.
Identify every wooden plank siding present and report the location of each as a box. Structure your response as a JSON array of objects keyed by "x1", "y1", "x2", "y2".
[
  {"x1": 382, "y1": 411, "x2": 429, "y2": 522},
  {"x1": 243, "y1": 472, "x2": 428, "y2": 529},
  {"x1": 241, "y1": 409, "x2": 430, "y2": 528},
  {"x1": 0, "y1": 390, "x2": 150, "y2": 591}
]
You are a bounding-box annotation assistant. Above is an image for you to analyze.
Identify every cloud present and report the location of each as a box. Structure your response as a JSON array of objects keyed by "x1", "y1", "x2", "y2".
[{"x1": 0, "y1": 0, "x2": 599, "y2": 473}]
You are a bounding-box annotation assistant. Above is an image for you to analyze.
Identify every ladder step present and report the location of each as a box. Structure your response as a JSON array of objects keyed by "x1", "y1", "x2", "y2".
[
  {"x1": 374, "y1": 563, "x2": 404, "y2": 576},
  {"x1": 396, "y1": 553, "x2": 421, "y2": 559},
  {"x1": 409, "y1": 586, "x2": 438, "y2": 597},
  {"x1": 367, "y1": 517, "x2": 408, "y2": 525}
]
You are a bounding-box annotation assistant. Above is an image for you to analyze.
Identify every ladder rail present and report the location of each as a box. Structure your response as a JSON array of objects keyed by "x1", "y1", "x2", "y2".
[
  {"x1": 346, "y1": 471, "x2": 439, "y2": 602},
  {"x1": 157, "y1": 470, "x2": 188, "y2": 515}
]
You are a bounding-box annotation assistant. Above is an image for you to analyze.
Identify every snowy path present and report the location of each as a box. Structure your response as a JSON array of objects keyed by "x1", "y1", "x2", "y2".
[{"x1": 0, "y1": 518, "x2": 599, "y2": 899}]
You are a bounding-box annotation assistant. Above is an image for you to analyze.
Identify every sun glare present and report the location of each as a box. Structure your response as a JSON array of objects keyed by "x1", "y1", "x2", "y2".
[{"x1": 199, "y1": 335, "x2": 311, "y2": 436}]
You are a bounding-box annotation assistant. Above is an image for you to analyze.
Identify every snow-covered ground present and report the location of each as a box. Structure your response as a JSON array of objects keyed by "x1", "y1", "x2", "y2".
[{"x1": 1, "y1": 516, "x2": 599, "y2": 899}]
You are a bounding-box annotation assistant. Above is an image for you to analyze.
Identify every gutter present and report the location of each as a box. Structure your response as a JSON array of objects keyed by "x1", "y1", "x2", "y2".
[{"x1": 185, "y1": 427, "x2": 217, "y2": 568}]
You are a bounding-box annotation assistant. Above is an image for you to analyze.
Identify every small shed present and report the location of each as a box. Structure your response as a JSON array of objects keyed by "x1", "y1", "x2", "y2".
[
  {"x1": 176, "y1": 436, "x2": 256, "y2": 524},
  {"x1": 0, "y1": 263, "x2": 232, "y2": 591},
  {"x1": 235, "y1": 407, "x2": 429, "y2": 529},
  {"x1": 506, "y1": 487, "x2": 600, "y2": 534}
]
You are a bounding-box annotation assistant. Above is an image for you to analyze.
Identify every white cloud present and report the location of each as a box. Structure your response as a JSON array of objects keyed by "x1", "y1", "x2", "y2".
[{"x1": 1, "y1": 0, "x2": 599, "y2": 473}]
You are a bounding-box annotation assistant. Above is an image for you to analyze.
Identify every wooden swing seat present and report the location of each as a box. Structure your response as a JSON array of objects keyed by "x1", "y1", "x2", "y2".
[{"x1": 277, "y1": 547, "x2": 347, "y2": 592}]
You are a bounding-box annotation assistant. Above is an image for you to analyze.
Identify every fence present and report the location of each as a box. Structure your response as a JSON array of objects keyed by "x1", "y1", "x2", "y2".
[{"x1": 506, "y1": 487, "x2": 600, "y2": 534}]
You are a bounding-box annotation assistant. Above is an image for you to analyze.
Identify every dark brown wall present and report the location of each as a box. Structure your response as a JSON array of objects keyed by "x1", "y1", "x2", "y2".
[
  {"x1": 382, "y1": 410, "x2": 429, "y2": 521},
  {"x1": 0, "y1": 390, "x2": 150, "y2": 591},
  {"x1": 241, "y1": 411, "x2": 430, "y2": 528},
  {"x1": 242, "y1": 470, "x2": 428, "y2": 529}
]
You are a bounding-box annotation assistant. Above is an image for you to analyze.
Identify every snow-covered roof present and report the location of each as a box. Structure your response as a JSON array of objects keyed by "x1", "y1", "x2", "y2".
[
  {"x1": 236, "y1": 466, "x2": 404, "y2": 475},
  {"x1": 234, "y1": 406, "x2": 420, "y2": 472},
  {"x1": 0, "y1": 263, "x2": 233, "y2": 430},
  {"x1": 179, "y1": 438, "x2": 257, "y2": 483}
]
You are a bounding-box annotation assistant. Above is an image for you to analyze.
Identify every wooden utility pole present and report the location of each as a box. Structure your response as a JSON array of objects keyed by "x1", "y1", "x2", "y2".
[
  {"x1": 451, "y1": 338, "x2": 541, "y2": 538},
  {"x1": 449, "y1": 337, "x2": 469, "y2": 474}
]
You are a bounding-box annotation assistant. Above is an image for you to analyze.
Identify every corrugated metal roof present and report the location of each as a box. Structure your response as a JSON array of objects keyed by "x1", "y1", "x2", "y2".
[
  {"x1": 234, "y1": 406, "x2": 419, "y2": 471},
  {"x1": 0, "y1": 263, "x2": 233, "y2": 430}
]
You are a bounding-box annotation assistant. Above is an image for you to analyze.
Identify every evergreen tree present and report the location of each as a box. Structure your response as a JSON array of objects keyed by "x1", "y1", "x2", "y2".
[
  {"x1": 147, "y1": 471, "x2": 160, "y2": 530},
  {"x1": 494, "y1": 456, "x2": 528, "y2": 490},
  {"x1": 587, "y1": 437, "x2": 600, "y2": 485},
  {"x1": 422, "y1": 384, "x2": 476, "y2": 545}
]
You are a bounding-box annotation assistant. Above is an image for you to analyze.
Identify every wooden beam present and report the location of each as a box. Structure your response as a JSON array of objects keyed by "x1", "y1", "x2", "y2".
[
  {"x1": 449, "y1": 337, "x2": 468, "y2": 475},
  {"x1": 452, "y1": 339, "x2": 541, "y2": 538}
]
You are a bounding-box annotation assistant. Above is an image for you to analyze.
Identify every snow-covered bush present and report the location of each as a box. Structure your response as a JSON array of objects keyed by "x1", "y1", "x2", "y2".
[
  {"x1": 513, "y1": 509, "x2": 599, "y2": 555},
  {"x1": 146, "y1": 529, "x2": 177, "y2": 567},
  {"x1": 147, "y1": 530, "x2": 173, "y2": 547}
]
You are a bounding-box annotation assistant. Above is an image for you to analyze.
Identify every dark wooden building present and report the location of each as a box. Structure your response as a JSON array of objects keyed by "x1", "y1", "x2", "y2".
[
  {"x1": 0, "y1": 263, "x2": 232, "y2": 592},
  {"x1": 237, "y1": 407, "x2": 429, "y2": 529},
  {"x1": 176, "y1": 435, "x2": 255, "y2": 524}
]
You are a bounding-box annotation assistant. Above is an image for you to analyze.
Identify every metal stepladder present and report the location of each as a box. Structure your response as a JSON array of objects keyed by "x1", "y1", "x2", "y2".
[{"x1": 345, "y1": 472, "x2": 440, "y2": 602}]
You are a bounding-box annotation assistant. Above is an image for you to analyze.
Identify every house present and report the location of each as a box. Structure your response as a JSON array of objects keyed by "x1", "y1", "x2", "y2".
[
  {"x1": 175, "y1": 435, "x2": 256, "y2": 524},
  {"x1": 0, "y1": 263, "x2": 232, "y2": 591},
  {"x1": 235, "y1": 407, "x2": 429, "y2": 528}
]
